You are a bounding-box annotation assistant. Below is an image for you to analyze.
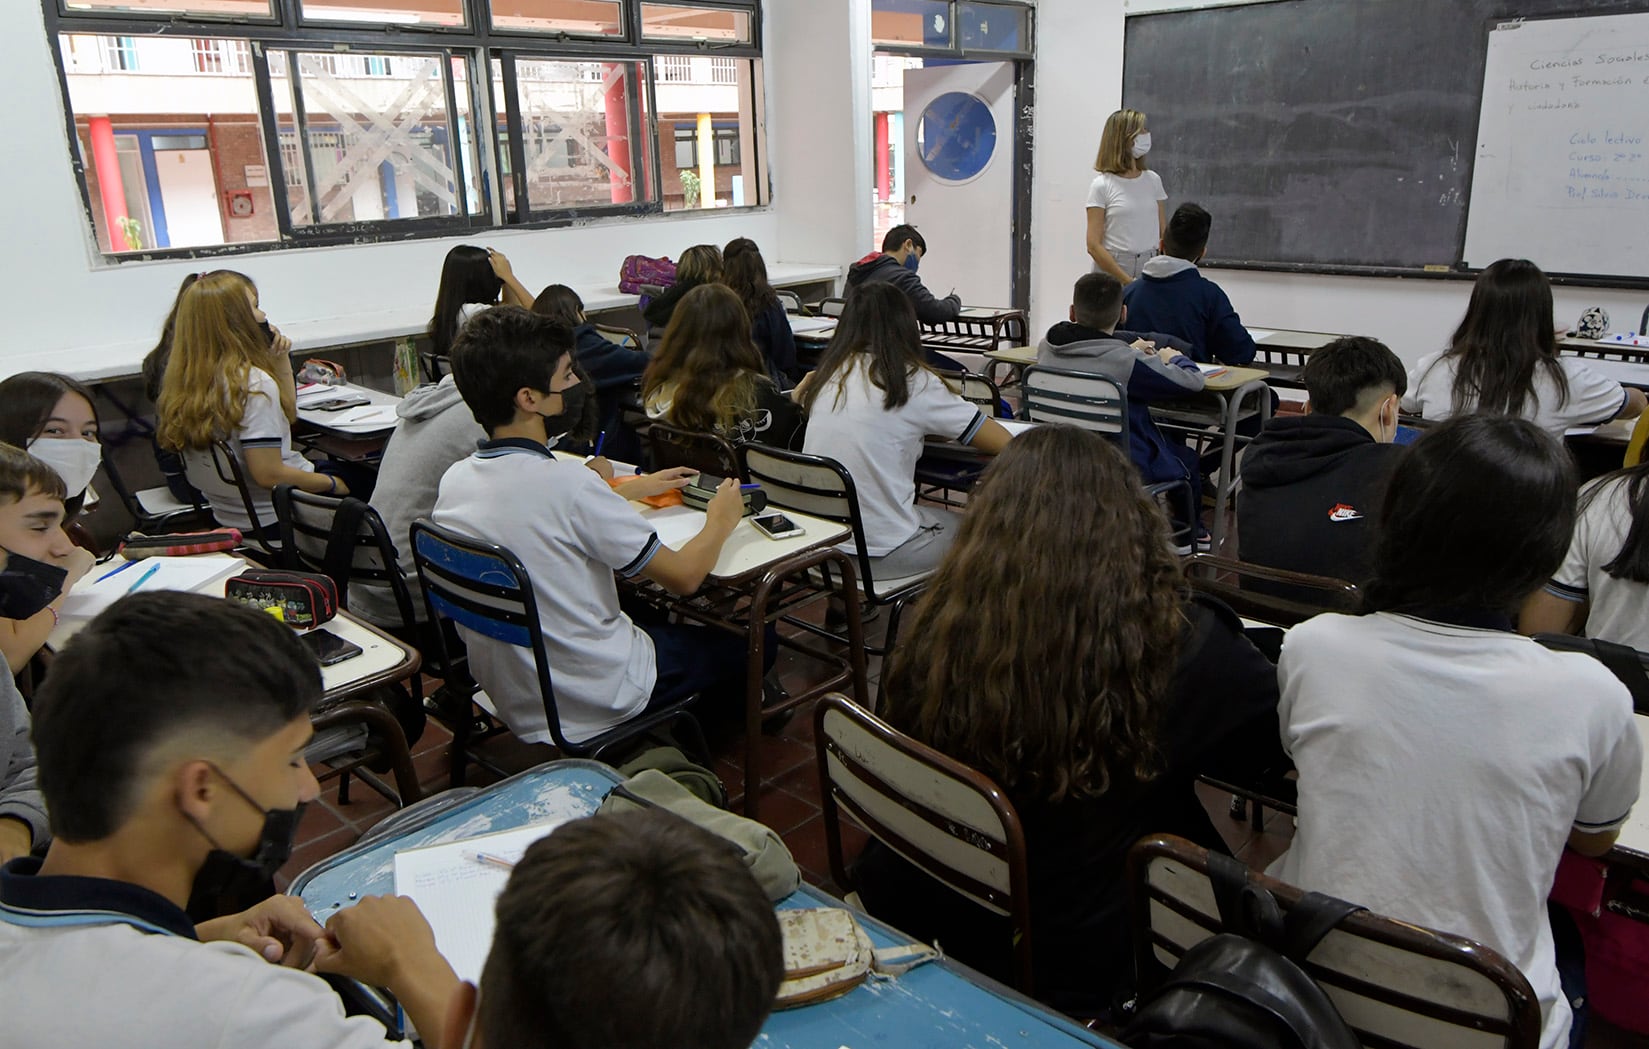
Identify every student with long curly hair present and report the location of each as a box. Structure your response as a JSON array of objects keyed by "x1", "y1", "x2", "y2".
[
  {"x1": 157, "y1": 271, "x2": 345, "y2": 535},
  {"x1": 642, "y1": 284, "x2": 802, "y2": 448},
  {"x1": 854, "y1": 425, "x2": 1283, "y2": 1017},
  {"x1": 1406, "y1": 258, "x2": 1645, "y2": 439}
]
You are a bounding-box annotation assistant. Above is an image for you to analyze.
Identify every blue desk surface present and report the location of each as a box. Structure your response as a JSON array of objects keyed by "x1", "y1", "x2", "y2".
[{"x1": 291, "y1": 761, "x2": 1121, "y2": 1049}]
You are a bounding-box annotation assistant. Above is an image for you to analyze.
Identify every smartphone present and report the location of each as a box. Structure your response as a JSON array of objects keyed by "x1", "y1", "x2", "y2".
[
  {"x1": 751, "y1": 513, "x2": 804, "y2": 540},
  {"x1": 313, "y1": 395, "x2": 371, "y2": 411},
  {"x1": 300, "y1": 628, "x2": 364, "y2": 666}
]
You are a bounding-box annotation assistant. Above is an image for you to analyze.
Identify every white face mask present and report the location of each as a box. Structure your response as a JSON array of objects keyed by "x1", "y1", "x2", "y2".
[
  {"x1": 26, "y1": 437, "x2": 102, "y2": 497},
  {"x1": 1131, "y1": 132, "x2": 1152, "y2": 158}
]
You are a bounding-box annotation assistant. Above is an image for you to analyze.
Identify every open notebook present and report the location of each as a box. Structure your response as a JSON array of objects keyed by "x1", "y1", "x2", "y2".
[
  {"x1": 391, "y1": 819, "x2": 573, "y2": 983},
  {"x1": 60, "y1": 554, "x2": 242, "y2": 620}
]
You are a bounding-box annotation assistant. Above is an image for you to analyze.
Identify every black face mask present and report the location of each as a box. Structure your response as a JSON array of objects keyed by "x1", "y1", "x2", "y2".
[
  {"x1": 185, "y1": 764, "x2": 306, "y2": 916},
  {"x1": 258, "y1": 320, "x2": 277, "y2": 347},
  {"x1": 541, "y1": 382, "x2": 588, "y2": 440},
  {"x1": 0, "y1": 550, "x2": 67, "y2": 621}
]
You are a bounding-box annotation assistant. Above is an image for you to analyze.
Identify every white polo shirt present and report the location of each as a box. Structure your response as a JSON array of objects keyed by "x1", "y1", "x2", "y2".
[
  {"x1": 1546, "y1": 473, "x2": 1649, "y2": 651},
  {"x1": 0, "y1": 858, "x2": 408, "y2": 1049},
  {"x1": 183, "y1": 368, "x2": 315, "y2": 532},
  {"x1": 802, "y1": 360, "x2": 984, "y2": 556},
  {"x1": 1270, "y1": 611, "x2": 1642, "y2": 1049},
  {"x1": 431, "y1": 439, "x2": 661, "y2": 744},
  {"x1": 1404, "y1": 352, "x2": 1628, "y2": 440},
  {"x1": 1086, "y1": 170, "x2": 1167, "y2": 258}
]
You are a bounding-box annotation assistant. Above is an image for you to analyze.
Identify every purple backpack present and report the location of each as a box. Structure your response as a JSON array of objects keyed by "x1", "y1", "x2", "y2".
[{"x1": 619, "y1": 254, "x2": 677, "y2": 294}]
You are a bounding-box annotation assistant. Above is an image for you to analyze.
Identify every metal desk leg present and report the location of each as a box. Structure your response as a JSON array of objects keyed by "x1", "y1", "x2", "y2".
[{"x1": 1208, "y1": 380, "x2": 1273, "y2": 552}]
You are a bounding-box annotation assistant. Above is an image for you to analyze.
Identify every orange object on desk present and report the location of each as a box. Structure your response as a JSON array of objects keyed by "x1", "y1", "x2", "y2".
[{"x1": 607, "y1": 476, "x2": 683, "y2": 508}]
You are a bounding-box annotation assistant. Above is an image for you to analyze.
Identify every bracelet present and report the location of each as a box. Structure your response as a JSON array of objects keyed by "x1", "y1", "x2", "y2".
[
  {"x1": 45, "y1": 606, "x2": 58, "y2": 627},
  {"x1": 325, "y1": 474, "x2": 338, "y2": 495}
]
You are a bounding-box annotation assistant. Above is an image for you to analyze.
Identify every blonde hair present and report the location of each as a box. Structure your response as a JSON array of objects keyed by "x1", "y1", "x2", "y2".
[
  {"x1": 157, "y1": 270, "x2": 293, "y2": 451},
  {"x1": 676, "y1": 244, "x2": 724, "y2": 285},
  {"x1": 1094, "y1": 108, "x2": 1148, "y2": 175}
]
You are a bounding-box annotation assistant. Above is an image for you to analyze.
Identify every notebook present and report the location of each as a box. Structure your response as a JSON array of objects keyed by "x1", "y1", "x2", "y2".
[{"x1": 61, "y1": 554, "x2": 242, "y2": 619}]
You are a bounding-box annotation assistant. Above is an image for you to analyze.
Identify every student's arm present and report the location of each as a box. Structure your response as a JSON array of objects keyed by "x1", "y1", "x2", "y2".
[
  {"x1": 315, "y1": 896, "x2": 463, "y2": 1049},
  {"x1": 967, "y1": 418, "x2": 1013, "y2": 455},
  {"x1": 1519, "y1": 588, "x2": 1586, "y2": 636},
  {"x1": 610, "y1": 467, "x2": 696, "y2": 500},
  {"x1": 1086, "y1": 207, "x2": 1132, "y2": 283},
  {"x1": 1567, "y1": 827, "x2": 1620, "y2": 857},
  {"x1": 0, "y1": 545, "x2": 94, "y2": 668},
  {"x1": 488, "y1": 250, "x2": 534, "y2": 309},
  {"x1": 897, "y1": 271, "x2": 962, "y2": 324},
  {"x1": 1131, "y1": 347, "x2": 1207, "y2": 400},
  {"x1": 1206, "y1": 288, "x2": 1258, "y2": 367},
  {"x1": 637, "y1": 478, "x2": 743, "y2": 595},
  {"x1": 574, "y1": 326, "x2": 648, "y2": 389},
  {"x1": 1568, "y1": 688, "x2": 1643, "y2": 860},
  {"x1": 1617, "y1": 387, "x2": 1648, "y2": 421},
  {"x1": 242, "y1": 446, "x2": 349, "y2": 497},
  {"x1": 0, "y1": 676, "x2": 45, "y2": 864}
]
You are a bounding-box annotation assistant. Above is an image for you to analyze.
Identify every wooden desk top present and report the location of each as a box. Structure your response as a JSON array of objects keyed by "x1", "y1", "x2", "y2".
[
  {"x1": 1248, "y1": 327, "x2": 1346, "y2": 350},
  {"x1": 1203, "y1": 365, "x2": 1272, "y2": 392},
  {"x1": 295, "y1": 382, "x2": 402, "y2": 437}
]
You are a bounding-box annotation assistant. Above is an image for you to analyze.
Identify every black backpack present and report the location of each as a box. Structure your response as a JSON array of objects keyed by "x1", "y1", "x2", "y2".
[{"x1": 1122, "y1": 852, "x2": 1364, "y2": 1049}]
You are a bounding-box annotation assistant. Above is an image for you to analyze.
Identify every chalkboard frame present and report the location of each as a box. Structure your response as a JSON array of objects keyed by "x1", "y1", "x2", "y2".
[{"x1": 1120, "y1": 0, "x2": 1649, "y2": 290}]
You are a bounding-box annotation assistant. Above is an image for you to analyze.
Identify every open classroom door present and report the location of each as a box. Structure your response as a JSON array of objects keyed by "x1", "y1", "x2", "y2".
[{"x1": 901, "y1": 61, "x2": 1015, "y2": 307}]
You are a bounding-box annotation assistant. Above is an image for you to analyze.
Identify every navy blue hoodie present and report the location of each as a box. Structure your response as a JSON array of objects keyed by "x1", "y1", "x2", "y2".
[
  {"x1": 1122, "y1": 256, "x2": 1258, "y2": 366},
  {"x1": 845, "y1": 252, "x2": 962, "y2": 324}
]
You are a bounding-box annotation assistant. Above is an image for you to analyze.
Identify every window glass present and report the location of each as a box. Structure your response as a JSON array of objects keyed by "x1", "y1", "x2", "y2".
[
  {"x1": 489, "y1": 0, "x2": 623, "y2": 37},
  {"x1": 494, "y1": 57, "x2": 650, "y2": 213},
  {"x1": 57, "y1": 33, "x2": 278, "y2": 252},
  {"x1": 640, "y1": 4, "x2": 752, "y2": 44},
  {"x1": 60, "y1": 0, "x2": 271, "y2": 18},
  {"x1": 299, "y1": 0, "x2": 464, "y2": 27},
  {"x1": 659, "y1": 56, "x2": 764, "y2": 211},
  {"x1": 870, "y1": 0, "x2": 951, "y2": 48},
  {"x1": 957, "y1": 2, "x2": 1028, "y2": 52}
]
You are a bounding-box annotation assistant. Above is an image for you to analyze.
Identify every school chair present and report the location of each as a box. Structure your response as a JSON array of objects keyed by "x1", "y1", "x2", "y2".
[
  {"x1": 202, "y1": 440, "x2": 281, "y2": 564},
  {"x1": 819, "y1": 296, "x2": 848, "y2": 318},
  {"x1": 1625, "y1": 408, "x2": 1648, "y2": 467},
  {"x1": 814, "y1": 694, "x2": 1035, "y2": 994},
  {"x1": 775, "y1": 288, "x2": 804, "y2": 314},
  {"x1": 1127, "y1": 834, "x2": 1542, "y2": 1049},
  {"x1": 741, "y1": 443, "x2": 928, "y2": 657},
  {"x1": 1533, "y1": 633, "x2": 1649, "y2": 715},
  {"x1": 1020, "y1": 366, "x2": 1197, "y2": 551},
  {"x1": 593, "y1": 322, "x2": 646, "y2": 353},
  {"x1": 642, "y1": 421, "x2": 747, "y2": 481},
  {"x1": 1184, "y1": 553, "x2": 1359, "y2": 631},
  {"x1": 99, "y1": 448, "x2": 212, "y2": 535},
  {"x1": 409, "y1": 520, "x2": 710, "y2": 786}
]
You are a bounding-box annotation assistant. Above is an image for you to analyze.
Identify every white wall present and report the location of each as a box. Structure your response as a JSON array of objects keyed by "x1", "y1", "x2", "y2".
[
  {"x1": 1028, "y1": 0, "x2": 1649, "y2": 365},
  {"x1": 0, "y1": 0, "x2": 866, "y2": 372}
]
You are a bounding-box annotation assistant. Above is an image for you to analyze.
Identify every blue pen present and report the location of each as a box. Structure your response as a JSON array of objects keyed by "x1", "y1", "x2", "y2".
[
  {"x1": 740, "y1": 483, "x2": 761, "y2": 491},
  {"x1": 594, "y1": 430, "x2": 608, "y2": 456},
  {"x1": 126, "y1": 564, "x2": 161, "y2": 593},
  {"x1": 94, "y1": 559, "x2": 141, "y2": 584}
]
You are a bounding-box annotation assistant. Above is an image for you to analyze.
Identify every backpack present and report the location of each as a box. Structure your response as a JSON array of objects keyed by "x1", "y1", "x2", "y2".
[
  {"x1": 618, "y1": 254, "x2": 677, "y2": 294},
  {"x1": 1122, "y1": 851, "x2": 1364, "y2": 1049}
]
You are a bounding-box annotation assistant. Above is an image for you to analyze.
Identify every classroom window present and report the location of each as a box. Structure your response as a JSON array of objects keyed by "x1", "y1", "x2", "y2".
[
  {"x1": 871, "y1": 0, "x2": 952, "y2": 48},
  {"x1": 47, "y1": 0, "x2": 766, "y2": 260},
  {"x1": 872, "y1": 0, "x2": 1032, "y2": 56},
  {"x1": 957, "y1": 2, "x2": 1028, "y2": 52}
]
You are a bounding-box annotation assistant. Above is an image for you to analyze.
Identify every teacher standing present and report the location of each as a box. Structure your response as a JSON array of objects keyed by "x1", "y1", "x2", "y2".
[{"x1": 1086, "y1": 108, "x2": 1167, "y2": 282}]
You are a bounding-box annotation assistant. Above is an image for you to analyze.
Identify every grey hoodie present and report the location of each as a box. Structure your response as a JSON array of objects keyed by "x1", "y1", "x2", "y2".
[
  {"x1": 349, "y1": 376, "x2": 484, "y2": 627},
  {"x1": 0, "y1": 657, "x2": 47, "y2": 850}
]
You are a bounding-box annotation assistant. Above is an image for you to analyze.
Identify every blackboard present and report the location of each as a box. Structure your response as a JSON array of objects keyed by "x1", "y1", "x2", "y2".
[{"x1": 1121, "y1": 0, "x2": 1649, "y2": 278}]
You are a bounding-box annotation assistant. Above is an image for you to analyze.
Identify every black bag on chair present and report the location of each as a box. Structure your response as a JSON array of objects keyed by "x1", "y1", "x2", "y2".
[{"x1": 1121, "y1": 852, "x2": 1364, "y2": 1049}]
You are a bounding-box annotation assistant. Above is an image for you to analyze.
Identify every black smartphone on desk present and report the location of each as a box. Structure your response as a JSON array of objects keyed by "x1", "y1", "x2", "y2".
[{"x1": 300, "y1": 628, "x2": 364, "y2": 666}]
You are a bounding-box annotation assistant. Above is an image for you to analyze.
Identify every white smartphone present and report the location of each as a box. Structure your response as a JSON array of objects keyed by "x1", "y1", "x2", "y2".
[{"x1": 751, "y1": 512, "x2": 804, "y2": 540}]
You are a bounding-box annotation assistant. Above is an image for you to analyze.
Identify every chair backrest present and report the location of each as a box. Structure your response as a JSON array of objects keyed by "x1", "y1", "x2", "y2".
[
  {"x1": 273, "y1": 485, "x2": 418, "y2": 629},
  {"x1": 1533, "y1": 633, "x2": 1649, "y2": 714},
  {"x1": 1626, "y1": 408, "x2": 1649, "y2": 467},
  {"x1": 409, "y1": 519, "x2": 577, "y2": 751},
  {"x1": 814, "y1": 694, "x2": 1034, "y2": 991},
  {"x1": 743, "y1": 443, "x2": 886, "y2": 594},
  {"x1": 645, "y1": 420, "x2": 746, "y2": 481},
  {"x1": 1020, "y1": 365, "x2": 1126, "y2": 439},
  {"x1": 819, "y1": 296, "x2": 848, "y2": 318},
  {"x1": 775, "y1": 288, "x2": 804, "y2": 314},
  {"x1": 941, "y1": 371, "x2": 1004, "y2": 417},
  {"x1": 1185, "y1": 553, "x2": 1360, "y2": 627},
  {"x1": 593, "y1": 323, "x2": 644, "y2": 351},
  {"x1": 209, "y1": 440, "x2": 274, "y2": 545},
  {"x1": 1128, "y1": 834, "x2": 1541, "y2": 1049}
]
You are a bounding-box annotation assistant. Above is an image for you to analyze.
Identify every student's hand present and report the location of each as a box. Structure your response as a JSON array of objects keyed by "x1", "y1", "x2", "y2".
[
  {"x1": 314, "y1": 895, "x2": 450, "y2": 989},
  {"x1": 704, "y1": 477, "x2": 744, "y2": 534},
  {"x1": 1157, "y1": 346, "x2": 1184, "y2": 366},
  {"x1": 487, "y1": 249, "x2": 515, "y2": 281},
  {"x1": 269, "y1": 327, "x2": 292, "y2": 359},
  {"x1": 0, "y1": 817, "x2": 32, "y2": 865},
  {"x1": 198, "y1": 895, "x2": 330, "y2": 969},
  {"x1": 584, "y1": 456, "x2": 616, "y2": 480},
  {"x1": 790, "y1": 371, "x2": 816, "y2": 404},
  {"x1": 59, "y1": 545, "x2": 95, "y2": 589},
  {"x1": 1129, "y1": 337, "x2": 1156, "y2": 352},
  {"x1": 618, "y1": 467, "x2": 696, "y2": 500}
]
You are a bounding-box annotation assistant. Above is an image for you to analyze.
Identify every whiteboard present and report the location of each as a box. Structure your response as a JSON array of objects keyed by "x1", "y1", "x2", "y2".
[{"x1": 1464, "y1": 11, "x2": 1649, "y2": 277}]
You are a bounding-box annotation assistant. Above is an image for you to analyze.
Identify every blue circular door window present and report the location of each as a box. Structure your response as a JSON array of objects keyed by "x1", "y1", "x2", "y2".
[{"x1": 917, "y1": 91, "x2": 997, "y2": 183}]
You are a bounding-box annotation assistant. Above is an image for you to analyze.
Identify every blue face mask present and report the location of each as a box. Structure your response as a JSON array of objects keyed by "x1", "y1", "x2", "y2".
[{"x1": 903, "y1": 252, "x2": 921, "y2": 273}]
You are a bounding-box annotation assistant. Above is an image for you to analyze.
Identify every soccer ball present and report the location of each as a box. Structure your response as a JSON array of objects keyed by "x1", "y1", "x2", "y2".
[{"x1": 1575, "y1": 306, "x2": 1610, "y2": 340}]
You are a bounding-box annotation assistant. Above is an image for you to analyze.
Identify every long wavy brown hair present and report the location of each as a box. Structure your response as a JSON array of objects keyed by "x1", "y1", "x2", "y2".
[
  {"x1": 881, "y1": 425, "x2": 1186, "y2": 803},
  {"x1": 642, "y1": 283, "x2": 769, "y2": 433},
  {"x1": 157, "y1": 270, "x2": 292, "y2": 451}
]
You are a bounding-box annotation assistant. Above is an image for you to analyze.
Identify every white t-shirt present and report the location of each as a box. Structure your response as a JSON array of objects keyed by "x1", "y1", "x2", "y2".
[
  {"x1": 1270, "y1": 612, "x2": 1642, "y2": 1049},
  {"x1": 802, "y1": 360, "x2": 985, "y2": 556},
  {"x1": 0, "y1": 911, "x2": 408, "y2": 1049},
  {"x1": 1547, "y1": 473, "x2": 1649, "y2": 650},
  {"x1": 1404, "y1": 351, "x2": 1628, "y2": 440},
  {"x1": 183, "y1": 368, "x2": 314, "y2": 532},
  {"x1": 431, "y1": 439, "x2": 660, "y2": 744},
  {"x1": 1086, "y1": 170, "x2": 1167, "y2": 257}
]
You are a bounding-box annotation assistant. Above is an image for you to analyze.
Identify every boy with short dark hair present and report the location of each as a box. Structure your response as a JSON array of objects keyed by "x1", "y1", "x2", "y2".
[
  {"x1": 433, "y1": 306, "x2": 752, "y2": 747},
  {"x1": 1122, "y1": 203, "x2": 1259, "y2": 366},
  {"x1": 0, "y1": 591, "x2": 464, "y2": 1048},
  {"x1": 441, "y1": 808, "x2": 784, "y2": 1049},
  {"x1": 845, "y1": 224, "x2": 963, "y2": 325},
  {"x1": 1239, "y1": 336, "x2": 1408, "y2": 587},
  {"x1": 1037, "y1": 272, "x2": 1208, "y2": 524}
]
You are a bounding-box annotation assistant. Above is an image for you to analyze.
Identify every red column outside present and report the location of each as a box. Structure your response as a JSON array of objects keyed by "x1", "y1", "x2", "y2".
[
  {"x1": 603, "y1": 65, "x2": 633, "y2": 205},
  {"x1": 874, "y1": 112, "x2": 890, "y2": 202},
  {"x1": 88, "y1": 116, "x2": 131, "y2": 250}
]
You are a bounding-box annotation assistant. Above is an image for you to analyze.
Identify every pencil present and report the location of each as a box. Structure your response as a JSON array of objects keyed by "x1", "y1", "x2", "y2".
[{"x1": 468, "y1": 851, "x2": 516, "y2": 872}]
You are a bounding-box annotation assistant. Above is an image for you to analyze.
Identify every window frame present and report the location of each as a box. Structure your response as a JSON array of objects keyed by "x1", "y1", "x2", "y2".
[
  {"x1": 870, "y1": 0, "x2": 1033, "y2": 61},
  {"x1": 43, "y1": 0, "x2": 767, "y2": 262}
]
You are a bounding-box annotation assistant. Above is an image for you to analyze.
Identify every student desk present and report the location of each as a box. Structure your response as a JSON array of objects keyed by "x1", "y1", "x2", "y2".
[
  {"x1": 294, "y1": 382, "x2": 403, "y2": 465},
  {"x1": 1243, "y1": 327, "x2": 1347, "y2": 389},
  {"x1": 1151, "y1": 366, "x2": 1273, "y2": 552},
  {"x1": 551, "y1": 454, "x2": 871, "y2": 819},
  {"x1": 289, "y1": 759, "x2": 1124, "y2": 1049}
]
